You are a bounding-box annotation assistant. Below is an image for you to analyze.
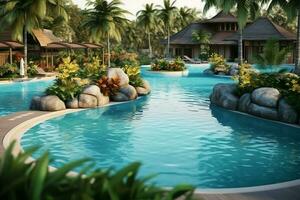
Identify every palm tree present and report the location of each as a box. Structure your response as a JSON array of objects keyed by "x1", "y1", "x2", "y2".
[
  {"x1": 158, "y1": 0, "x2": 178, "y2": 58},
  {"x1": 267, "y1": 0, "x2": 300, "y2": 74},
  {"x1": 82, "y1": 0, "x2": 130, "y2": 68},
  {"x1": 177, "y1": 7, "x2": 200, "y2": 30},
  {"x1": 137, "y1": 3, "x2": 157, "y2": 58},
  {"x1": 0, "y1": 0, "x2": 66, "y2": 76},
  {"x1": 203, "y1": 0, "x2": 260, "y2": 64}
]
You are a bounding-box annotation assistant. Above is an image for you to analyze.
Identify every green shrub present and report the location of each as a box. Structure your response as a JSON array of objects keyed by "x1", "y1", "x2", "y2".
[
  {"x1": 110, "y1": 51, "x2": 140, "y2": 67},
  {"x1": 27, "y1": 61, "x2": 38, "y2": 77},
  {"x1": 235, "y1": 64, "x2": 300, "y2": 113},
  {"x1": 0, "y1": 63, "x2": 19, "y2": 78},
  {"x1": 122, "y1": 65, "x2": 144, "y2": 87},
  {"x1": 80, "y1": 56, "x2": 106, "y2": 82},
  {"x1": 46, "y1": 57, "x2": 89, "y2": 101},
  {"x1": 138, "y1": 53, "x2": 152, "y2": 65},
  {"x1": 0, "y1": 141, "x2": 195, "y2": 200},
  {"x1": 151, "y1": 58, "x2": 186, "y2": 71},
  {"x1": 208, "y1": 53, "x2": 230, "y2": 74}
]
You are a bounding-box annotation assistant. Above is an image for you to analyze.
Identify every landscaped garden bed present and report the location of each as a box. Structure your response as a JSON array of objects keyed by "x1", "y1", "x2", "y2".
[
  {"x1": 30, "y1": 53, "x2": 151, "y2": 111},
  {"x1": 210, "y1": 64, "x2": 300, "y2": 125},
  {"x1": 204, "y1": 53, "x2": 239, "y2": 76},
  {"x1": 149, "y1": 58, "x2": 188, "y2": 76}
]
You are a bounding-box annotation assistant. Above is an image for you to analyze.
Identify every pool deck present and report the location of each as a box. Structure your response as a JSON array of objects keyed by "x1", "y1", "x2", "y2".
[{"x1": 0, "y1": 111, "x2": 300, "y2": 200}]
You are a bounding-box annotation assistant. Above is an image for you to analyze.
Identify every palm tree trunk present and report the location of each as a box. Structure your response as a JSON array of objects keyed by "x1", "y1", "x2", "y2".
[
  {"x1": 148, "y1": 32, "x2": 152, "y2": 58},
  {"x1": 295, "y1": 9, "x2": 300, "y2": 75},
  {"x1": 238, "y1": 29, "x2": 243, "y2": 65},
  {"x1": 167, "y1": 26, "x2": 170, "y2": 58},
  {"x1": 23, "y1": 27, "x2": 28, "y2": 77},
  {"x1": 107, "y1": 35, "x2": 111, "y2": 68}
]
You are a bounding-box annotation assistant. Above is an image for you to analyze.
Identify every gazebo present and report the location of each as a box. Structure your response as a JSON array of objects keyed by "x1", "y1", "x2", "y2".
[{"x1": 0, "y1": 41, "x2": 23, "y2": 65}]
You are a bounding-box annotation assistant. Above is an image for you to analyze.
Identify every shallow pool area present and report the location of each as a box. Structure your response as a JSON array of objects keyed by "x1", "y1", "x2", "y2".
[
  {"x1": 20, "y1": 65, "x2": 300, "y2": 189},
  {"x1": 0, "y1": 80, "x2": 53, "y2": 116}
]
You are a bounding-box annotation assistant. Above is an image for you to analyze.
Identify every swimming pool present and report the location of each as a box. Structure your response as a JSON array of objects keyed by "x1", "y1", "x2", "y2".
[
  {"x1": 20, "y1": 65, "x2": 300, "y2": 189},
  {"x1": 0, "y1": 80, "x2": 53, "y2": 116}
]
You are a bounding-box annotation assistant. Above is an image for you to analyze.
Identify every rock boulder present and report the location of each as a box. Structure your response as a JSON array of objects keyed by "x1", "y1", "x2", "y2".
[
  {"x1": 78, "y1": 94, "x2": 98, "y2": 108},
  {"x1": 238, "y1": 93, "x2": 251, "y2": 113},
  {"x1": 210, "y1": 83, "x2": 239, "y2": 110},
  {"x1": 248, "y1": 103, "x2": 279, "y2": 120},
  {"x1": 107, "y1": 68, "x2": 129, "y2": 87},
  {"x1": 278, "y1": 99, "x2": 298, "y2": 124},
  {"x1": 251, "y1": 87, "x2": 280, "y2": 108},
  {"x1": 40, "y1": 95, "x2": 66, "y2": 111}
]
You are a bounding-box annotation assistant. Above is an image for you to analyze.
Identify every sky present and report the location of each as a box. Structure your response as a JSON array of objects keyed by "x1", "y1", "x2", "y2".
[{"x1": 72, "y1": 0, "x2": 216, "y2": 20}]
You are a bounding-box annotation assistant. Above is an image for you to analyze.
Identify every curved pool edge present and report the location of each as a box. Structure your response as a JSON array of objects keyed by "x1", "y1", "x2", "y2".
[
  {"x1": 1, "y1": 104, "x2": 300, "y2": 196},
  {"x1": 0, "y1": 76, "x2": 56, "y2": 85}
]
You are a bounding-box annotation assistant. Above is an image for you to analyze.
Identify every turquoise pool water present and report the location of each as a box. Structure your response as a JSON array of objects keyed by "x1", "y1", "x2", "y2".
[
  {"x1": 0, "y1": 80, "x2": 53, "y2": 116},
  {"x1": 20, "y1": 65, "x2": 300, "y2": 189}
]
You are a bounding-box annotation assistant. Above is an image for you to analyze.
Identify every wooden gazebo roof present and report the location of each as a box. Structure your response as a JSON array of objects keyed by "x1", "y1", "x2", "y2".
[
  {"x1": 226, "y1": 17, "x2": 296, "y2": 41},
  {"x1": 0, "y1": 41, "x2": 23, "y2": 49}
]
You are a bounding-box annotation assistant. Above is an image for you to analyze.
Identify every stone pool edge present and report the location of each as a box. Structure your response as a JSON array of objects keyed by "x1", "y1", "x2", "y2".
[{"x1": 1, "y1": 102, "x2": 300, "y2": 197}]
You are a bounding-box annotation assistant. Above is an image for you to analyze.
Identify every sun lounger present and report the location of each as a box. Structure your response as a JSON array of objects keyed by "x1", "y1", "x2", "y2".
[
  {"x1": 183, "y1": 55, "x2": 202, "y2": 64},
  {"x1": 37, "y1": 67, "x2": 57, "y2": 77}
]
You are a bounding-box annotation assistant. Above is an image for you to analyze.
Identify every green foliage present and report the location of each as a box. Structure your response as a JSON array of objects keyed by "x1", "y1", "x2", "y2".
[
  {"x1": 235, "y1": 64, "x2": 300, "y2": 112},
  {"x1": 110, "y1": 51, "x2": 140, "y2": 68},
  {"x1": 151, "y1": 58, "x2": 186, "y2": 71},
  {"x1": 0, "y1": 63, "x2": 19, "y2": 78},
  {"x1": 80, "y1": 56, "x2": 106, "y2": 82},
  {"x1": 46, "y1": 57, "x2": 89, "y2": 101},
  {"x1": 0, "y1": 141, "x2": 195, "y2": 200},
  {"x1": 253, "y1": 39, "x2": 289, "y2": 70},
  {"x1": 208, "y1": 53, "x2": 230, "y2": 74},
  {"x1": 27, "y1": 61, "x2": 38, "y2": 77},
  {"x1": 122, "y1": 65, "x2": 144, "y2": 87},
  {"x1": 138, "y1": 53, "x2": 152, "y2": 65}
]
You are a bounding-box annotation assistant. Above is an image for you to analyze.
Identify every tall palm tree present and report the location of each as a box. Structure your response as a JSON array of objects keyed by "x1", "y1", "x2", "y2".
[
  {"x1": 82, "y1": 0, "x2": 130, "y2": 68},
  {"x1": 203, "y1": 0, "x2": 260, "y2": 64},
  {"x1": 0, "y1": 0, "x2": 67, "y2": 76},
  {"x1": 177, "y1": 7, "x2": 200, "y2": 30},
  {"x1": 158, "y1": 0, "x2": 178, "y2": 58},
  {"x1": 137, "y1": 3, "x2": 157, "y2": 58},
  {"x1": 267, "y1": 0, "x2": 300, "y2": 74}
]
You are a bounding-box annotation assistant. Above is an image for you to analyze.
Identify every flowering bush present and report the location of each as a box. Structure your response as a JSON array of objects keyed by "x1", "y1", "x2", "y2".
[
  {"x1": 97, "y1": 76, "x2": 121, "y2": 96},
  {"x1": 122, "y1": 65, "x2": 143, "y2": 87},
  {"x1": 27, "y1": 61, "x2": 38, "y2": 77},
  {"x1": 151, "y1": 58, "x2": 186, "y2": 71},
  {"x1": 209, "y1": 53, "x2": 230, "y2": 74},
  {"x1": 80, "y1": 56, "x2": 106, "y2": 82},
  {"x1": 235, "y1": 64, "x2": 300, "y2": 112},
  {"x1": 46, "y1": 57, "x2": 89, "y2": 101},
  {"x1": 0, "y1": 63, "x2": 18, "y2": 78},
  {"x1": 109, "y1": 51, "x2": 139, "y2": 67}
]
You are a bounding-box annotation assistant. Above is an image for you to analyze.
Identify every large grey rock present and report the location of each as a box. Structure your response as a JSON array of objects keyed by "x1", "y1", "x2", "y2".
[
  {"x1": 66, "y1": 98, "x2": 79, "y2": 109},
  {"x1": 107, "y1": 68, "x2": 129, "y2": 87},
  {"x1": 278, "y1": 99, "x2": 298, "y2": 124},
  {"x1": 238, "y1": 93, "x2": 251, "y2": 113},
  {"x1": 135, "y1": 79, "x2": 151, "y2": 96},
  {"x1": 229, "y1": 67, "x2": 238, "y2": 76},
  {"x1": 40, "y1": 95, "x2": 66, "y2": 111},
  {"x1": 210, "y1": 83, "x2": 239, "y2": 110},
  {"x1": 251, "y1": 87, "x2": 280, "y2": 108},
  {"x1": 82, "y1": 85, "x2": 101, "y2": 98},
  {"x1": 78, "y1": 94, "x2": 98, "y2": 108},
  {"x1": 111, "y1": 92, "x2": 130, "y2": 102},
  {"x1": 30, "y1": 96, "x2": 42, "y2": 110},
  {"x1": 120, "y1": 85, "x2": 137, "y2": 100},
  {"x1": 98, "y1": 95, "x2": 110, "y2": 106},
  {"x1": 248, "y1": 103, "x2": 279, "y2": 120}
]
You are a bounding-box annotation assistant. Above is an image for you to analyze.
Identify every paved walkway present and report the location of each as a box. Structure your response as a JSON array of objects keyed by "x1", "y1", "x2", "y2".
[{"x1": 0, "y1": 111, "x2": 300, "y2": 200}]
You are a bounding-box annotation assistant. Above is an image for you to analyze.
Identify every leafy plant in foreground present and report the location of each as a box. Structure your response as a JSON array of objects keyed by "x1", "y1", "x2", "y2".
[
  {"x1": 97, "y1": 76, "x2": 121, "y2": 96},
  {"x1": 0, "y1": 142, "x2": 195, "y2": 200}
]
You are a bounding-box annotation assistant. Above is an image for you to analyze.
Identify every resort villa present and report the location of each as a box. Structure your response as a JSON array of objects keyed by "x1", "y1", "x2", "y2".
[
  {"x1": 1, "y1": 0, "x2": 300, "y2": 200},
  {"x1": 165, "y1": 11, "x2": 296, "y2": 63}
]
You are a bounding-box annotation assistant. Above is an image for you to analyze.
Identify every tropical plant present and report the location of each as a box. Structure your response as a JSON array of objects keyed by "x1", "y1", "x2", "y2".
[
  {"x1": 266, "y1": 0, "x2": 300, "y2": 74},
  {"x1": 203, "y1": 0, "x2": 261, "y2": 64},
  {"x1": 82, "y1": 0, "x2": 130, "y2": 68},
  {"x1": 192, "y1": 30, "x2": 211, "y2": 61},
  {"x1": 253, "y1": 39, "x2": 289, "y2": 70},
  {"x1": 27, "y1": 61, "x2": 38, "y2": 77},
  {"x1": 97, "y1": 76, "x2": 121, "y2": 96},
  {"x1": 0, "y1": 63, "x2": 18, "y2": 78},
  {"x1": 0, "y1": 0, "x2": 67, "y2": 76},
  {"x1": 122, "y1": 65, "x2": 144, "y2": 87},
  {"x1": 151, "y1": 58, "x2": 186, "y2": 71},
  {"x1": 46, "y1": 57, "x2": 88, "y2": 101},
  {"x1": 176, "y1": 7, "x2": 200, "y2": 30},
  {"x1": 80, "y1": 56, "x2": 106, "y2": 82},
  {"x1": 158, "y1": 0, "x2": 178, "y2": 58},
  {"x1": 208, "y1": 53, "x2": 230, "y2": 74},
  {"x1": 110, "y1": 50, "x2": 140, "y2": 67},
  {"x1": 0, "y1": 141, "x2": 195, "y2": 200},
  {"x1": 137, "y1": 3, "x2": 158, "y2": 58}
]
